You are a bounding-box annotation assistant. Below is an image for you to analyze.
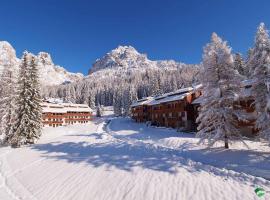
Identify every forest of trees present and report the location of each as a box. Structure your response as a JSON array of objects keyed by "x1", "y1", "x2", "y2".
[{"x1": 43, "y1": 65, "x2": 200, "y2": 116}]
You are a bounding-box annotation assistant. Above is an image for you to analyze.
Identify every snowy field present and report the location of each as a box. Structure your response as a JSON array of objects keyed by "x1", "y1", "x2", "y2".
[{"x1": 0, "y1": 117, "x2": 269, "y2": 200}]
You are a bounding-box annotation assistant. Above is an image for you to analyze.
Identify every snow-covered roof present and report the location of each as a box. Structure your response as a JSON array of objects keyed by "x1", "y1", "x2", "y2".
[
  {"x1": 131, "y1": 97, "x2": 154, "y2": 107},
  {"x1": 41, "y1": 102, "x2": 92, "y2": 113},
  {"x1": 62, "y1": 103, "x2": 93, "y2": 112},
  {"x1": 149, "y1": 92, "x2": 189, "y2": 106},
  {"x1": 131, "y1": 85, "x2": 202, "y2": 107}
]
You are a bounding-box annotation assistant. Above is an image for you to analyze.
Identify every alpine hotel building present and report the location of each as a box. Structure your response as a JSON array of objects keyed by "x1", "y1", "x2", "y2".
[{"x1": 41, "y1": 102, "x2": 92, "y2": 127}]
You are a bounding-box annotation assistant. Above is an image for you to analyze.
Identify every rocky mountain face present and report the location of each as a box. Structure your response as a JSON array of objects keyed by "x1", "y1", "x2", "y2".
[
  {"x1": 0, "y1": 41, "x2": 83, "y2": 86},
  {"x1": 88, "y1": 45, "x2": 198, "y2": 75},
  {"x1": 0, "y1": 41, "x2": 20, "y2": 75},
  {"x1": 88, "y1": 46, "x2": 154, "y2": 74},
  {"x1": 36, "y1": 52, "x2": 83, "y2": 86}
]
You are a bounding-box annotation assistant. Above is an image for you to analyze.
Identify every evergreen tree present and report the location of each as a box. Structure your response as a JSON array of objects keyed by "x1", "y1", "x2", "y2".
[
  {"x1": 96, "y1": 104, "x2": 102, "y2": 117},
  {"x1": 88, "y1": 91, "x2": 96, "y2": 109},
  {"x1": 122, "y1": 86, "x2": 136, "y2": 116},
  {"x1": 28, "y1": 55, "x2": 43, "y2": 142},
  {"x1": 246, "y1": 48, "x2": 254, "y2": 77},
  {"x1": 250, "y1": 23, "x2": 270, "y2": 142},
  {"x1": 196, "y1": 33, "x2": 242, "y2": 149},
  {"x1": 0, "y1": 62, "x2": 17, "y2": 143},
  {"x1": 234, "y1": 53, "x2": 247, "y2": 77},
  {"x1": 113, "y1": 89, "x2": 123, "y2": 116},
  {"x1": 7, "y1": 52, "x2": 42, "y2": 147}
]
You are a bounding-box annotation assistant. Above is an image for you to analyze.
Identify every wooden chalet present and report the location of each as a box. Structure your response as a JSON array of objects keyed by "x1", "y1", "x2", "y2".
[
  {"x1": 131, "y1": 85, "x2": 202, "y2": 131},
  {"x1": 42, "y1": 102, "x2": 92, "y2": 127}
]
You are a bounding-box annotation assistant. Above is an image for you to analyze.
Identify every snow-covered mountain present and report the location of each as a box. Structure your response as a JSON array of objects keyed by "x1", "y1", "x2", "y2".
[
  {"x1": 88, "y1": 45, "x2": 194, "y2": 75},
  {"x1": 0, "y1": 41, "x2": 20, "y2": 75},
  {"x1": 0, "y1": 41, "x2": 83, "y2": 86},
  {"x1": 89, "y1": 46, "x2": 154, "y2": 74},
  {"x1": 36, "y1": 52, "x2": 83, "y2": 86}
]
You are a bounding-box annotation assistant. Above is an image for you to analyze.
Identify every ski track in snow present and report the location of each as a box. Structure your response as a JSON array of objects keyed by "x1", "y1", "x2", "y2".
[
  {"x1": 0, "y1": 150, "x2": 21, "y2": 200},
  {"x1": 0, "y1": 117, "x2": 269, "y2": 200}
]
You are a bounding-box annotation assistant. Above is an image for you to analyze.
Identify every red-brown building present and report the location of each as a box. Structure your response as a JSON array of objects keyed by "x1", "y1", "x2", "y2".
[
  {"x1": 130, "y1": 97, "x2": 154, "y2": 123},
  {"x1": 131, "y1": 85, "x2": 202, "y2": 131},
  {"x1": 42, "y1": 102, "x2": 93, "y2": 127}
]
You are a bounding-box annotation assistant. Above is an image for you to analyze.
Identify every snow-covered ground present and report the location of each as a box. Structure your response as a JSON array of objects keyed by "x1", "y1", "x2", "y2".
[{"x1": 0, "y1": 117, "x2": 269, "y2": 200}]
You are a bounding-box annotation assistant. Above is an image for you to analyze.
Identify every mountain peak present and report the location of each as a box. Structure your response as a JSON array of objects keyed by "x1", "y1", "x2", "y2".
[
  {"x1": 37, "y1": 52, "x2": 54, "y2": 65},
  {"x1": 88, "y1": 45, "x2": 148, "y2": 74},
  {"x1": 111, "y1": 45, "x2": 138, "y2": 54}
]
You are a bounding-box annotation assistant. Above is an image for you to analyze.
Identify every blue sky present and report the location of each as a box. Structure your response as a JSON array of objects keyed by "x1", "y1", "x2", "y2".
[{"x1": 0, "y1": 0, "x2": 270, "y2": 74}]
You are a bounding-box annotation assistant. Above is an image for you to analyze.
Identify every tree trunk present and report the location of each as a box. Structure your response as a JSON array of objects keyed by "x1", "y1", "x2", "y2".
[{"x1": 224, "y1": 135, "x2": 229, "y2": 149}]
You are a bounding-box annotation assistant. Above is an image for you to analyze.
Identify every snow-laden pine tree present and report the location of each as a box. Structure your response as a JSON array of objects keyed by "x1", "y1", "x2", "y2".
[
  {"x1": 249, "y1": 23, "x2": 270, "y2": 142},
  {"x1": 234, "y1": 53, "x2": 247, "y2": 77},
  {"x1": 122, "y1": 86, "x2": 137, "y2": 116},
  {"x1": 88, "y1": 91, "x2": 95, "y2": 109},
  {"x1": 196, "y1": 33, "x2": 242, "y2": 149},
  {"x1": 0, "y1": 62, "x2": 17, "y2": 143},
  {"x1": 113, "y1": 89, "x2": 123, "y2": 116},
  {"x1": 149, "y1": 72, "x2": 161, "y2": 96},
  {"x1": 27, "y1": 55, "x2": 43, "y2": 142},
  {"x1": 246, "y1": 48, "x2": 254, "y2": 77},
  {"x1": 7, "y1": 52, "x2": 43, "y2": 147},
  {"x1": 96, "y1": 104, "x2": 102, "y2": 117}
]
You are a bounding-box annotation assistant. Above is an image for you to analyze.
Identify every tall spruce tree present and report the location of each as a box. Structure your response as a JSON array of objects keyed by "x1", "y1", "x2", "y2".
[
  {"x1": 250, "y1": 23, "x2": 270, "y2": 142},
  {"x1": 7, "y1": 52, "x2": 42, "y2": 147},
  {"x1": 0, "y1": 63, "x2": 17, "y2": 143},
  {"x1": 88, "y1": 91, "x2": 95, "y2": 109},
  {"x1": 28, "y1": 55, "x2": 43, "y2": 142},
  {"x1": 196, "y1": 33, "x2": 242, "y2": 149}
]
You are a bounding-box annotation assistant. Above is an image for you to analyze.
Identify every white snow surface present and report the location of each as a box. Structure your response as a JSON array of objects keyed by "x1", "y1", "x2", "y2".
[{"x1": 0, "y1": 117, "x2": 269, "y2": 200}]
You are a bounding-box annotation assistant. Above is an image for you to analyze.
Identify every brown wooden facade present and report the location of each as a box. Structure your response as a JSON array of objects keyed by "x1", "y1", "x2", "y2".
[{"x1": 131, "y1": 87, "x2": 202, "y2": 131}]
